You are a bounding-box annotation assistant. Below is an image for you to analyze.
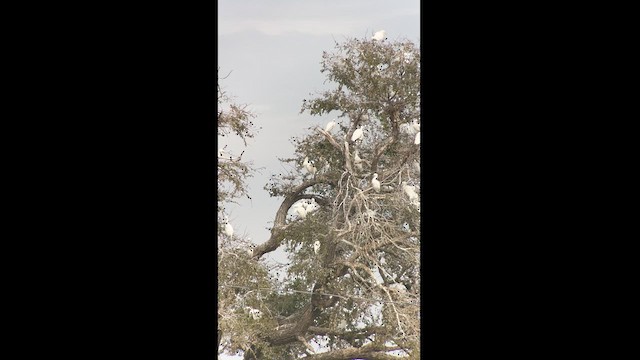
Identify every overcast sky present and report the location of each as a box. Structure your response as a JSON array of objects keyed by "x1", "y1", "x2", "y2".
[{"x1": 218, "y1": 2, "x2": 418, "y2": 354}]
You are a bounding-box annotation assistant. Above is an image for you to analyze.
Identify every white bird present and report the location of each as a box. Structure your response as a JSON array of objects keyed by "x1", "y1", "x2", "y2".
[
  {"x1": 401, "y1": 181, "x2": 419, "y2": 201},
  {"x1": 351, "y1": 126, "x2": 364, "y2": 142},
  {"x1": 325, "y1": 119, "x2": 336, "y2": 132},
  {"x1": 372, "y1": 30, "x2": 386, "y2": 41},
  {"x1": 414, "y1": 132, "x2": 420, "y2": 145},
  {"x1": 308, "y1": 198, "x2": 319, "y2": 212},
  {"x1": 371, "y1": 173, "x2": 381, "y2": 192},
  {"x1": 249, "y1": 308, "x2": 262, "y2": 320},
  {"x1": 303, "y1": 157, "x2": 317, "y2": 176},
  {"x1": 294, "y1": 203, "x2": 307, "y2": 219},
  {"x1": 313, "y1": 241, "x2": 321, "y2": 254},
  {"x1": 218, "y1": 148, "x2": 225, "y2": 158},
  {"x1": 411, "y1": 119, "x2": 421, "y2": 133},
  {"x1": 223, "y1": 221, "x2": 233, "y2": 238},
  {"x1": 354, "y1": 150, "x2": 362, "y2": 164}
]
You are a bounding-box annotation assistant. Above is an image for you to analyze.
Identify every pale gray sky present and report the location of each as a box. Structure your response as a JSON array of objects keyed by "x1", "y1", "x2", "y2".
[{"x1": 218, "y1": 1, "x2": 419, "y2": 356}]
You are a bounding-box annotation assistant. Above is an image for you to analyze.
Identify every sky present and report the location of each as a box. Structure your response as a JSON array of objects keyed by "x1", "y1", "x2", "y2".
[{"x1": 218, "y1": 1, "x2": 419, "y2": 357}]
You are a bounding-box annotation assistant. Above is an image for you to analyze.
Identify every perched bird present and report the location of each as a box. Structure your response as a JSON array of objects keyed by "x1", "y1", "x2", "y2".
[
  {"x1": 401, "y1": 181, "x2": 419, "y2": 202},
  {"x1": 313, "y1": 241, "x2": 321, "y2": 254},
  {"x1": 302, "y1": 199, "x2": 315, "y2": 214},
  {"x1": 414, "y1": 132, "x2": 420, "y2": 145},
  {"x1": 303, "y1": 157, "x2": 317, "y2": 176},
  {"x1": 351, "y1": 126, "x2": 364, "y2": 142},
  {"x1": 247, "y1": 244, "x2": 256, "y2": 256},
  {"x1": 218, "y1": 148, "x2": 225, "y2": 158},
  {"x1": 294, "y1": 202, "x2": 307, "y2": 219},
  {"x1": 308, "y1": 198, "x2": 319, "y2": 212},
  {"x1": 248, "y1": 308, "x2": 262, "y2": 320},
  {"x1": 411, "y1": 119, "x2": 421, "y2": 133},
  {"x1": 372, "y1": 30, "x2": 387, "y2": 41},
  {"x1": 371, "y1": 173, "x2": 381, "y2": 192},
  {"x1": 354, "y1": 150, "x2": 362, "y2": 163},
  {"x1": 325, "y1": 119, "x2": 336, "y2": 132},
  {"x1": 223, "y1": 221, "x2": 233, "y2": 238},
  {"x1": 353, "y1": 150, "x2": 363, "y2": 171}
]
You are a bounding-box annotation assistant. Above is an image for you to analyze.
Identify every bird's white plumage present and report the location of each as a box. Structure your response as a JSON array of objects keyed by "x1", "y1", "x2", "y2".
[
  {"x1": 371, "y1": 173, "x2": 381, "y2": 192},
  {"x1": 223, "y1": 221, "x2": 233, "y2": 237},
  {"x1": 303, "y1": 157, "x2": 317, "y2": 175},
  {"x1": 372, "y1": 30, "x2": 386, "y2": 41},
  {"x1": 294, "y1": 203, "x2": 307, "y2": 219},
  {"x1": 307, "y1": 198, "x2": 319, "y2": 212},
  {"x1": 411, "y1": 119, "x2": 421, "y2": 133},
  {"x1": 354, "y1": 150, "x2": 362, "y2": 164},
  {"x1": 351, "y1": 127, "x2": 364, "y2": 142},
  {"x1": 401, "y1": 181, "x2": 419, "y2": 201},
  {"x1": 354, "y1": 149, "x2": 363, "y2": 171},
  {"x1": 414, "y1": 132, "x2": 420, "y2": 145},
  {"x1": 325, "y1": 120, "x2": 336, "y2": 132},
  {"x1": 313, "y1": 241, "x2": 321, "y2": 254},
  {"x1": 248, "y1": 308, "x2": 262, "y2": 320}
]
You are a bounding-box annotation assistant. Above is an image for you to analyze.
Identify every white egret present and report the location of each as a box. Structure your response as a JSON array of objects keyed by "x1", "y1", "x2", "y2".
[
  {"x1": 249, "y1": 308, "x2": 262, "y2": 320},
  {"x1": 313, "y1": 241, "x2": 321, "y2": 254},
  {"x1": 351, "y1": 126, "x2": 364, "y2": 142},
  {"x1": 401, "y1": 181, "x2": 419, "y2": 202},
  {"x1": 371, "y1": 173, "x2": 381, "y2": 192},
  {"x1": 294, "y1": 202, "x2": 307, "y2": 219},
  {"x1": 308, "y1": 198, "x2": 319, "y2": 212},
  {"x1": 247, "y1": 244, "x2": 256, "y2": 256},
  {"x1": 372, "y1": 30, "x2": 386, "y2": 41},
  {"x1": 353, "y1": 150, "x2": 363, "y2": 172},
  {"x1": 218, "y1": 148, "x2": 225, "y2": 158},
  {"x1": 325, "y1": 119, "x2": 336, "y2": 132},
  {"x1": 353, "y1": 149, "x2": 363, "y2": 171},
  {"x1": 303, "y1": 157, "x2": 317, "y2": 175},
  {"x1": 414, "y1": 132, "x2": 420, "y2": 145},
  {"x1": 305, "y1": 199, "x2": 319, "y2": 215},
  {"x1": 223, "y1": 221, "x2": 233, "y2": 238},
  {"x1": 411, "y1": 119, "x2": 421, "y2": 133}
]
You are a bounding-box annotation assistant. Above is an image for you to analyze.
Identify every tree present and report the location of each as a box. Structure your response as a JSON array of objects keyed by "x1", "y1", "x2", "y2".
[
  {"x1": 217, "y1": 69, "x2": 265, "y2": 353},
  {"x1": 218, "y1": 36, "x2": 421, "y2": 359}
]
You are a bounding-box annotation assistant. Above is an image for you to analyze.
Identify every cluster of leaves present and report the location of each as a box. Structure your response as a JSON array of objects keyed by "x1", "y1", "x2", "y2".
[{"x1": 217, "y1": 69, "x2": 260, "y2": 210}]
